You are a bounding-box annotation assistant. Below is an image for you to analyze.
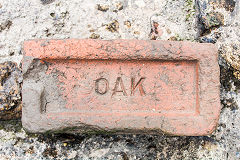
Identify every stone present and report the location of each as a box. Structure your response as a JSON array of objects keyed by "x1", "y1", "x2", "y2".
[
  {"x1": 209, "y1": 0, "x2": 236, "y2": 12},
  {"x1": 114, "y1": 2, "x2": 123, "y2": 12},
  {"x1": 199, "y1": 11, "x2": 224, "y2": 32},
  {"x1": 96, "y1": 4, "x2": 109, "y2": 12},
  {"x1": 0, "y1": 61, "x2": 22, "y2": 120},
  {"x1": 0, "y1": 20, "x2": 12, "y2": 33},
  {"x1": 89, "y1": 33, "x2": 100, "y2": 39},
  {"x1": 22, "y1": 39, "x2": 220, "y2": 136},
  {"x1": 40, "y1": 0, "x2": 55, "y2": 5},
  {"x1": 105, "y1": 20, "x2": 119, "y2": 33},
  {"x1": 219, "y1": 42, "x2": 240, "y2": 80},
  {"x1": 150, "y1": 22, "x2": 163, "y2": 40}
]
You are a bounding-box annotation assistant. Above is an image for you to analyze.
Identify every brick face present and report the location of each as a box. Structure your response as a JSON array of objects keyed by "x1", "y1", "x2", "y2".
[{"x1": 22, "y1": 39, "x2": 220, "y2": 136}]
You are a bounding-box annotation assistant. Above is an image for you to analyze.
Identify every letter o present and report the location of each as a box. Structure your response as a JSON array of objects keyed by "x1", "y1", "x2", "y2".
[{"x1": 95, "y1": 78, "x2": 109, "y2": 95}]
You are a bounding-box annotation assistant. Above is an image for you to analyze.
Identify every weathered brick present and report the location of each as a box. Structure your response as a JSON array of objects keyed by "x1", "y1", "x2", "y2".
[{"x1": 22, "y1": 39, "x2": 220, "y2": 136}]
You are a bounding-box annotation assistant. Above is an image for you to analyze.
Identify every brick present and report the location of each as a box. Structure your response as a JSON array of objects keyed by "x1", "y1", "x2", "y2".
[{"x1": 22, "y1": 39, "x2": 220, "y2": 136}]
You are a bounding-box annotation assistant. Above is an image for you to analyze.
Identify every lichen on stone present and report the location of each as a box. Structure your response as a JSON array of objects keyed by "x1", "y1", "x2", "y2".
[{"x1": 184, "y1": 0, "x2": 196, "y2": 22}]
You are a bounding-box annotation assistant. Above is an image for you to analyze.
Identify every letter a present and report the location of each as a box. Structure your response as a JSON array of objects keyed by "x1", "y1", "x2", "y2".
[{"x1": 112, "y1": 77, "x2": 127, "y2": 96}]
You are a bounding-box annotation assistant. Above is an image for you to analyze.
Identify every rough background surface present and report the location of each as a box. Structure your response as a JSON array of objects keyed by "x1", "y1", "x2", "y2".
[{"x1": 0, "y1": 0, "x2": 239, "y2": 159}]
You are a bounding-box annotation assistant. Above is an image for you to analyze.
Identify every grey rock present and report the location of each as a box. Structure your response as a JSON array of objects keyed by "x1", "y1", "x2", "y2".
[{"x1": 0, "y1": 61, "x2": 22, "y2": 120}]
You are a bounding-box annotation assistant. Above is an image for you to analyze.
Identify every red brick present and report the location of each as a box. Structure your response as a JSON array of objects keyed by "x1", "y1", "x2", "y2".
[{"x1": 22, "y1": 39, "x2": 220, "y2": 136}]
